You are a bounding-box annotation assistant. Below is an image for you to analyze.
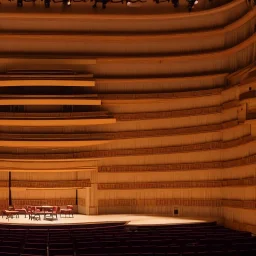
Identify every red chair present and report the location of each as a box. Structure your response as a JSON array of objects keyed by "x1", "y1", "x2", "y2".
[
  {"x1": 29, "y1": 206, "x2": 41, "y2": 221},
  {"x1": 60, "y1": 205, "x2": 73, "y2": 218},
  {"x1": 13, "y1": 205, "x2": 28, "y2": 218},
  {"x1": 44, "y1": 206, "x2": 58, "y2": 220},
  {"x1": 52, "y1": 206, "x2": 58, "y2": 220}
]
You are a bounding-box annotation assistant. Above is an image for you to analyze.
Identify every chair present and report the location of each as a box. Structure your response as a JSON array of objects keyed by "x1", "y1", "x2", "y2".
[
  {"x1": 13, "y1": 205, "x2": 28, "y2": 218},
  {"x1": 60, "y1": 205, "x2": 73, "y2": 218},
  {"x1": 29, "y1": 206, "x2": 42, "y2": 221},
  {"x1": 2, "y1": 207, "x2": 19, "y2": 221},
  {"x1": 44, "y1": 206, "x2": 58, "y2": 220}
]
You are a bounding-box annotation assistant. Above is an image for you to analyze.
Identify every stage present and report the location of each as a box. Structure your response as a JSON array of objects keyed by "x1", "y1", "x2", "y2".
[{"x1": 0, "y1": 214, "x2": 218, "y2": 226}]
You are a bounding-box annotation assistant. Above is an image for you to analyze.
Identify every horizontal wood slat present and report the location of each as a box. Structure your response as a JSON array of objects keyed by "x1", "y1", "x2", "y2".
[
  {"x1": 0, "y1": 132, "x2": 251, "y2": 159},
  {"x1": 98, "y1": 177, "x2": 256, "y2": 190},
  {"x1": 0, "y1": 120, "x2": 238, "y2": 142},
  {"x1": 11, "y1": 180, "x2": 91, "y2": 188},
  {"x1": 99, "y1": 153, "x2": 256, "y2": 172},
  {"x1": 12, "y1": 199, "x2": 76, "y2": 207},
  {"x1": 100, "y1": 88, "x2": 222, "y2": 100},
  {"x1": 99, "y1": 199, "x2": 256, "y2": 209}
]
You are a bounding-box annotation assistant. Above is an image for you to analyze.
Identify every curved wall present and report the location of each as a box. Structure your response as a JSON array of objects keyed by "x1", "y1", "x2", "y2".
[
  {"x1": 0, "y1": 0, "x2": 248, "y2": 32},
  {"x1": 0, "y1": 0, "x2": 255, "y2": 233}
]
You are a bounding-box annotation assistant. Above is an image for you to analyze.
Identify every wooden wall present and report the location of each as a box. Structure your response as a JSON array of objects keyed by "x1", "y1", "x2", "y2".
[{"x1": 0, "y1": 0, "x2": 255, "y2": 233}]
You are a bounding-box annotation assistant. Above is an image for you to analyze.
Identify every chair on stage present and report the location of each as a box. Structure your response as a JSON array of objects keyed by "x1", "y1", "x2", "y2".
[
  {"x1": 44, "y1": 206, "x2": 58, "y2": 221},
  {"x1": 1, "y1": 206, "x2": 20, "y2": 221},
  {"x1": 60, "y1": 205, "x2": 74, "y2": 218},
  {"x1": 29, "y1": 206, "x2": 42, "y2": 221},
  {"x1": 13, "y1": 205, "x2": 28, "y2": 217}
]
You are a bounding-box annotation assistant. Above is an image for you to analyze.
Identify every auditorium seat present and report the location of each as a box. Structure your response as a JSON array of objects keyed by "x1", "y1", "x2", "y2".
[
  {"x1": 22, "y1": 248, "x2": 46, "y2": 256},
  {"x1": 0, "y1": 222, "x2": 255, "y2": 256}
]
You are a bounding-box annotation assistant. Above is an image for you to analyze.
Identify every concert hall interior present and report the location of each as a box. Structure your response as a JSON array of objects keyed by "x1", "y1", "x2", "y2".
[{"x1": 0, "y1": 0, "x2": 256, "y2": 256}]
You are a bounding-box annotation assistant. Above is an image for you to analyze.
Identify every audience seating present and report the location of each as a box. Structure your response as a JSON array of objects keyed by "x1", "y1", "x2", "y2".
[{"x1": 0, "y1": 221, "x2": 255, "y2": 256}]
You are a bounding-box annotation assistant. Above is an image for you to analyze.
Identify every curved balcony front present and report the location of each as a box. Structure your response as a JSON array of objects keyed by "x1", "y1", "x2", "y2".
[
  {"x1": 0, "y1": 0, "x2": 246, "y2": 33},
  {"x1": 0, "y1": 111, "x2": 116, "y2": 126},
  {"x1": 0, "y1": 79, "x2": 95, "y2": 87},
  {"x1": 0, "y1": 94, "x2": 101, "y2": 105},
  {"x1": 0, "y1": 9, "x2": 255, "y2": 55}
]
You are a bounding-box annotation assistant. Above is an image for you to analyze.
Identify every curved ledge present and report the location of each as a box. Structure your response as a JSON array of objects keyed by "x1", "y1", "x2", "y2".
[
  {"x1": 11, "y1": 179, "x2": 91, "y2": 189},
  {"x1": 0, "y1": 167, "x2": 97, "y2": 173},
  {"x1": 0, "y1": 97, "x2": 101, "y2": 106},
  {"x1": 5, "y1": 136, "x2": 250, "y2": 160},
  {"x1": 0, "y1": 140, "x2": 110, "y2": 148},
  {"x1": 99, "y1": 153, "x2": 256, "y2": 172},
  {"x1": 81, "y1": 34, "x2": 256, "y2": 76},
  {"x1": 0, "y1": 0, "x2": 248, "y2": 33},
  {"x1": 2, "y1": 177, "x2": 254, "y2": 190},
  {"x1": 0, "y1": 111, "x2": 110, "y2": 119},
  {"x1": 0, "y1": 80, "x2": 95, "y2": 87},
  {"x1": 115, "y1": 106, "x2": 222, "y2": 121},
  {"x1": 0, "y1": 120, "x2": 238, "y2": 144},
  {"x1": 2, "y1": 32, "x2": 256, "y2": 77},
  {"x1": 99, "y1": 199, "x2": 256, "y2": 209},
  {"x1": 0, "y1": 103, "x2": 233, "y2": 124},
  {"x1": 1, "y1": 9, "x2": 254, "y2": 55},
  {"x1": 98, "y1": 177, "x2": 256, "y2": 190},
  {"x1": 0, "y1": 153, "x2": 255, "y2": 171},
  {"x1": 0, "y1": 107, "x2": 222, "y2": 122},
  {"x1": 0, "y1": 118, "x2": 116, "y2": 127},
  {"x1": 0, "y1": 58, "x2": 96, "y2": 71},
  {"x1": 0, "y1": 131, "x2": 251, "y2": 160},
  {"x1": 100, "y1": 88, "x2": 222, "y2": 103},
  {"x1": 95, "y1": 73, "x2": 228, "y2": 92},
  {"x1": 114, "y1": 100, "x2": 238, "y2": 121},
  {"x1": 0, "y1": 111, "x2": 115, "y2": 126}
]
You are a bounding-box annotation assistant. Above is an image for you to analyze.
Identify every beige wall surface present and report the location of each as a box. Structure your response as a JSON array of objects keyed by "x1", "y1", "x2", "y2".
[{"x1": 0, "y1": 0, "x2": 255, "y2": 233}]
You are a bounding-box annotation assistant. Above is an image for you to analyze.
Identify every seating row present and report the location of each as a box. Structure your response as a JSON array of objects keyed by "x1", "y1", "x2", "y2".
[{"x1": 0, "y1": 222, "x2": 255, "y2": 256}]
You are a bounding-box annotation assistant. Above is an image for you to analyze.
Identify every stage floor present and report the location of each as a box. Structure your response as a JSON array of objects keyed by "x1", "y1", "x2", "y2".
[{"x1": 0, "y1": 214, "x2": 218, "y2": 226}]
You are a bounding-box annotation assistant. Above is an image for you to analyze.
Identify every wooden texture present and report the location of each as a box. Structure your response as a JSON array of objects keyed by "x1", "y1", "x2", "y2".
[
  {"x1": 12, "y1": 199, "x2": 76, "y2": 207},
  {"x1": 98, "y1": 177, "x2": 256, "y2": 190},
  {"x1": 11, "y1": 180, "x2": 91, "y2": 188},
  {"x1": 99, "y1": 153, "x2": 256, "y2": 172},
  {"x1": 0, "y1": 0, "x2": 255, "y2": 232},
  {"x1": 98, "y1": 199, "x2": 256, "y2": 209}
]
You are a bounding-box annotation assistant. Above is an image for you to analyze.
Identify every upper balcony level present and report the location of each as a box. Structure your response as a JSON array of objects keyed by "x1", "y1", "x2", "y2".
[
  {"x1": 1, "y1": 7, "x2": 255, "y2": 56},
  {"x1": 0, "y1": 0, "x2": 247, "y2": 33}
]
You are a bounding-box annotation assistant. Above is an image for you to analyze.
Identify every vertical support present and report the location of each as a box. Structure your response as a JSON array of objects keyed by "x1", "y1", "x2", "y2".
[
  {"x1": 8, "y1": 171, "x2": 12, "y2": 207},
  {"x1": 75, "y1": 189, "x2": 78, "y2": 205},
  {"x1": 237, "y1": 103, "x2": 247, "y2": 123},
  {"x1": 85, "y1": 169, "x2": 98, "y2": 215}
]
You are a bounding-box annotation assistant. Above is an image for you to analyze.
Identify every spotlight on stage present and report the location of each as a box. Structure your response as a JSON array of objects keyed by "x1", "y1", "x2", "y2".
[
  {"x1": 63, "y1": 0, "x2": 71, "y2": 6},
  {"x1": 17, "y1": 0, "x2": 23, "y2": 7},
  {"x1": 44, "y1": 0, "x2": 50, "y2": 7}
]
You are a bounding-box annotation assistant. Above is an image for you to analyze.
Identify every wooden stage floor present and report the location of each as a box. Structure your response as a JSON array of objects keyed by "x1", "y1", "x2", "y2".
[{"x1": 0, "y1": 214, "x2": 218, "y2": 226}]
